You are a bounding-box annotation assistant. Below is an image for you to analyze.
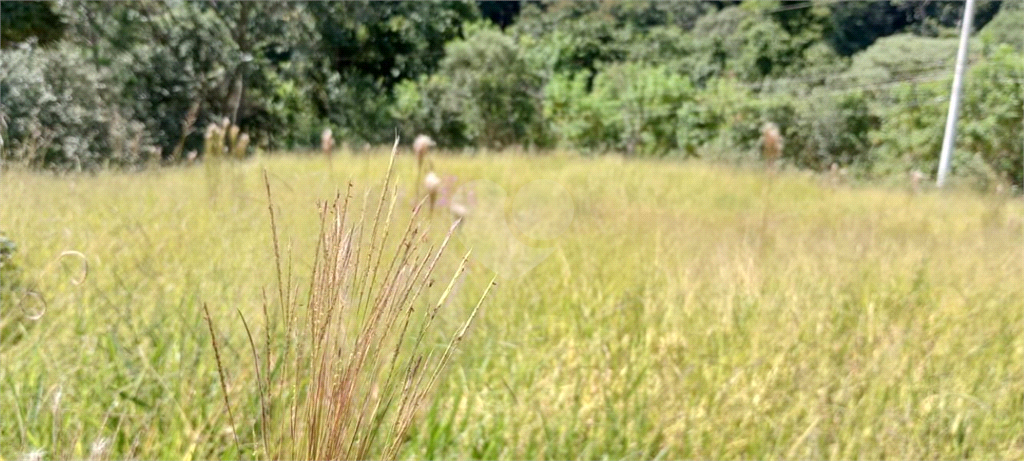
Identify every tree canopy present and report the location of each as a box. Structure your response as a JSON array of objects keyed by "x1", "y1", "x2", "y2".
[{"x1": 1, "y1": 0, "x2": 1019, "y2": 187}]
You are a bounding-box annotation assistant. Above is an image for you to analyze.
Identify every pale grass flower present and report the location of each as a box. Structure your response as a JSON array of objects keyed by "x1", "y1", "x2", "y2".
[
  {"x1": 424, "y1": 171, "x2": 442, "y2": 193},
  {"x1": 21, "y1": 449, "x2": 45, "y2": 461},
  {"x1": 413, "y1": 134, "x2": 436, "y2": 169},
  {"x1": 89, "y1": 437, "x2": 111, "y2": 461}
]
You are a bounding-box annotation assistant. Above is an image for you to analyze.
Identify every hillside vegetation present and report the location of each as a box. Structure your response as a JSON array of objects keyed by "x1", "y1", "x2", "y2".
[{"x1": 1, "y1": 1, "x2": 1021, "y2": 187}]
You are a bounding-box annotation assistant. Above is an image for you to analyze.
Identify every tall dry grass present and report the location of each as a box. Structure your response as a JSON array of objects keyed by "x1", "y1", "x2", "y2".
[
  {"x1": 1, "y1": 149, "x2": 1019, "y2": 460},
  {"x1": 202, "y1": 139, "x2": 496, "y2": 460}
]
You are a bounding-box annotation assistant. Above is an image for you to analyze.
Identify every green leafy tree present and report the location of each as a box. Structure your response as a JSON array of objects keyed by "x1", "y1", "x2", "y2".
[
  {"x1": 544, "y1": 63, "x2": 697, "y2": 156},
  {"x1": 0, "y1": 41, "x2": 151, "y2": 171},
  {"x1": 543, "y1": 70, "x2": 617, "y2": 152},
  {"x1": 684, "y1": 3, "x2": 832, "y2": 85},
  {"x1": 0, "y1": 1, "x2": 66, "y2": 49},
  {"x1": 297, "y1": 1, "x2": 479, "y2": 144},
  {"x1": 841, "y1": 34, "x2": 959, "y2": 88},
  {"x1": 826, "y1": 0, "x2": 1003, "y2": 56},
  {"x1": 512, "y1": 2, "x2": 628, "y2": 83},
  {"x1": 868, "y1": 79, "x2": 949, "y2": 180},
  {"x1": 430, "y1": 24, "x2": 542, "y2": 149},
  {"x1": 979, "y1": 1, "x2": 1024, "y2": 53},
  {"x1": 792, "y1": 89, "x2": 879, "y2": 169},
  {"x1": 959, "y1": 45, "x2": 1024, "y2": 187},
  {"x1": 391, "y1": 76, "x2": 469, "y2": 147},
  {"x1": 53, "y1": 1, "x2": 316, "y2": 158}
]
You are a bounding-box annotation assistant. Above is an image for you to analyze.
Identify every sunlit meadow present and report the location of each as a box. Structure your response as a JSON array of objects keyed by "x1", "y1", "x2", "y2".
[{"x1": 1, "y1": 149, "x2": 1021, "y2": 460}]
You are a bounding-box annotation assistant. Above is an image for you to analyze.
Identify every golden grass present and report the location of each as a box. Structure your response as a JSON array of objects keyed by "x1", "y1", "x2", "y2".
[{"x1": 0, "y1": 149, "x2": 1020, "y2": 460}]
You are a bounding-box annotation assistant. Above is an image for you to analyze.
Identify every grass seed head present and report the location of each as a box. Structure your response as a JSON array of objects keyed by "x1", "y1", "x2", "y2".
[
  {"x1": 414, "y1": 135, "x2": 436, "y2": 167},
  {"x1": 321, "y1": 128, "x2": 335, "y2": 156},
  {"x1": 424, "y1": 171, "x2": 442, "y2": 193},
  {"x1": 89, "y1": 437, "x2": 111, "y2": 461},
  {"x1": 20, "y1": 449, "x2": 45, "y2": 461},
  {"x1": 760, "y1": 122, "x2": 783, "y2": 167}
]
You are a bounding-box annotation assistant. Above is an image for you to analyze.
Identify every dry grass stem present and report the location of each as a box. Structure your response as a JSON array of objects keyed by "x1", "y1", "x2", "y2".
[{"x1": 202, "y1": 137, "x2": 494, "y2": 460}]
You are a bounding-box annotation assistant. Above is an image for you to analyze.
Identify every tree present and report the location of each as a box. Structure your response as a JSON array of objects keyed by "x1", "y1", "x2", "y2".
[
  {"x1": 0, "y1": 41, "x2": 150, "y2": 171},
  {"x1": 0, "y1": 1, "x2": 66, "y2": 49},
  {"x1": 826, "y1": 0, "x2": 1003, "y2": 56},
  {"x1": 431, "y1": 24, "x2": 542, "y2": 149},
  {"x1": 544, "y1": 63, "x2": 697, "y2": 156},
  {"x1": 959, "y1": 45, "x2": 1024, "y2": 187},
  {"x1": 979, "y1": 1, "x2": 1024, "y2": 53},
  {"x1": 53, "y1": 1, "x2": 318, "y2": 157},
  {"x1": 299, "y1": 1, "x2": 478, "y2": 143}
]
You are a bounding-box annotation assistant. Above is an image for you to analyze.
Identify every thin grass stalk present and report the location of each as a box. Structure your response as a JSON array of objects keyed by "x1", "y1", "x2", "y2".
[
  {"x1": 354, "y1": 139, "x2": 400, "y2": 334},
  {"x1": 349, "y1": 189, "x2": 372, "y2": 346},
  {"x1": 378, "y1": 251, "x2": 473, "y2": 453},
  {"x1": 261, "y1": 289, "x2": 271, "y2": 394},
  {"x1": 248, "y1": 138, "x2": 493, "y2": 460},
  {"x1": 353, "y1": 239, "x2": 439, "y2": 453},
  {"x1": 236, "y1": 308, "x2": 270, "y2": 457},
  {"x1": 262, "y1": 170, "x2": 315, "y2": 460},
  {"x1": 342, "y1": 186, "x2": 405, "y2": 393},
  {"x1": 262, "y1": 170, "x2": 287, "y2": 334},
  {"x1": 331, "y1": 164, "x2": 403, "y2": 453},
  {"x1": 359, "y1": 216, "x2": 461, "y2": 430},
  {"x1": 202, "y1": 303, "x2": 241, "y2": 456},
  {"x1": 388, "y1": 276, "x2": 496, "y2": 460}
]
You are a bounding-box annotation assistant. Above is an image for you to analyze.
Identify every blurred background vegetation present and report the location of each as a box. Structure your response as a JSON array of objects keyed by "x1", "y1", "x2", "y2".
[{"x1": 1, "y1": 0, "x2": 1021, "y2": 188}]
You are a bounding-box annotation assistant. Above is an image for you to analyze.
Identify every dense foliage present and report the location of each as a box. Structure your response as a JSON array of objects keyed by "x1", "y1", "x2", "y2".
[{"x1": 1, "y1": 0, "x2": 1019, "y2": 187}]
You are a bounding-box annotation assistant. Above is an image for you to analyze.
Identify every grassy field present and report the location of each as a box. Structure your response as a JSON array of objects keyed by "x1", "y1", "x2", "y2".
[{"x1": 1, "y1": 150, "x2": 1022, "y2": 460}]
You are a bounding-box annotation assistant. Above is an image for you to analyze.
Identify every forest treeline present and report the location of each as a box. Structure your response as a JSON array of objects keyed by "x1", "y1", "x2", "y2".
[{"x1": 1, "y1": 1, "x2": 1021, "y2": 187}]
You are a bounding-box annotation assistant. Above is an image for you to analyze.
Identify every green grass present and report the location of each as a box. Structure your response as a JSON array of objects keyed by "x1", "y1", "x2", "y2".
[{"x1": 1, "y1": 150, "x2": 1021, "y2": 460}]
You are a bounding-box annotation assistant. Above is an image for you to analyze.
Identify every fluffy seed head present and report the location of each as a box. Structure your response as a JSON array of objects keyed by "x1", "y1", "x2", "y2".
[
  {"x1": 21, "y1": 449, "x2": 45, "y2": 461},
  {"x1": 414, "y1": 135, "x2": 436, "y2": 154},
  {"x1": 450, "y1": 202, "x2": 469, "y2": 219},
  {"x1": 321, "y1": 128, "x2": 335, "y2": 155},
  {"x1": 89, "y1": 437, "x2": 110, "y2": 461},
  {"x1": 761, "y1": 122, "x2": 783, "y2": 165},
  {"x1": 424, "y1": 171, "x2": 442, "y2": 193}
]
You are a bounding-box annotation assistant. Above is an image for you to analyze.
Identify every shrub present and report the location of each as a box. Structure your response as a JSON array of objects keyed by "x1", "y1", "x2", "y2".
[
  {"x1": 867, "y1": 45, "x2": 1022, "y2": 188},
  {"x1": 544, "y1": 63, "x2": 697, "y2": 156},
  {"x1": 791, "y1": 89, "x2": 879, "y2": 170},
  {"x1": 839, "y1": 34, "x2": 959, "y2": 89},
  {"x1": 0, "y1": 42, "x2": 152, "y2": 171},
  {"x1": 686, "y1": 77, "x2": 759, "y2": 161},
  {"x1": 430, "y1": 24, "x2": 543, "y2": 149},
  {"x1": 543, "y1": 71, "x2": 615, "y2": 153},
  {"x1": 959, "y1": 45, "x2": 1024, "y2": 187},
  {"x1": 979, "y1": 1, "x2": 1024, "y2": 54},
  {"x1": 390, "y1": 76, "x2": 470, "y2": 148},
  {"x1": 866, "y1": 79, "x2": 948, "y2": 180},
  {"x1": 263, "y1": 76, "x2": 324, "y2": 151}
]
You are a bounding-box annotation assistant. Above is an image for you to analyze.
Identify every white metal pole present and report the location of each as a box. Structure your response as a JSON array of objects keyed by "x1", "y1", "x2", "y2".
[{"x1": 936, "y1": 0, "x2": 976, "y2": 188}]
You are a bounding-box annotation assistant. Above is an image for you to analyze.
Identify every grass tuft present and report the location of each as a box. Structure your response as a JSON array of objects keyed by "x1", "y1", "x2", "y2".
[{"x1": 203, "y1": 138, "x2": 495, "y2": 460}]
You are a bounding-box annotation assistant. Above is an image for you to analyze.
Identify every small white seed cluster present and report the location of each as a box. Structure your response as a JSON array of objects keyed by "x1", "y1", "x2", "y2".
[
  {"x1": 423, "y1": 171, "x2": 442, "y2": 194},
  {"x1": 413, "y1": 134, "x2": 436, "y2": 168},
  {"x1": 321, "y1": 128, "x2": 335, "y2": 156},
  {"x1": 761, "y1": 122, "x2": 783, "y2": 167},
  {"x1": 910, "y1": 169, "x2": 925, "y2": 193},
  {"x1": 414, "y1": 134, "x2": 469, "y2": 221}
]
